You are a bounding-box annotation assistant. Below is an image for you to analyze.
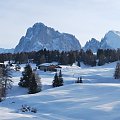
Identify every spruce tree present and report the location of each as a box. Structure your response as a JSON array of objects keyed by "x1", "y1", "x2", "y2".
[
  {"x1": 58, "y1": 70, "x2": 63, "y2": 86},
  {"x1": 28, "y1": 73, "x2": 38, "y2": 94},
  {"x1": 52, "y1": 73, "x2": 59, "y2": 87},
  {"x1": 52, "y1": 71, "x2": 63, "y2": 87},
  {"x1": 19, "y1": 64, "x2": 42, "y2": 94},
  {"x1": 18, "y1": 64, "x2": 32, "y2": 87}
]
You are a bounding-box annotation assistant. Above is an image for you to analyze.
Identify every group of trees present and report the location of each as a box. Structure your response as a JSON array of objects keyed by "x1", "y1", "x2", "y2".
[
  {"x1": 97, "y1": 49, "x2": 120, "y2": 66},
  {"x1": 52, "y1": 70, "x2": 63, "y2": 87},
  {"x1": 52, "y1": 70, "x2": 83, "y2": 87},
  {"x1": 19, "y1": 64, "x2": 64, "y2": 92},
  {"x1": 18, "y1": 64, "x2": 42, "y2": 94},
  {"x1": 1, "y1": 48, "x2": 120, "y2": 67},
  {"x1": 76, "y1": 77, "x2": 83, "y2": 83}
]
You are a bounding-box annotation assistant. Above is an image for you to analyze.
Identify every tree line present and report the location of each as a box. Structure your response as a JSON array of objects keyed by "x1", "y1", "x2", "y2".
[{"x1": 0, "y1": 48, "x2": 120, "y2": 67}]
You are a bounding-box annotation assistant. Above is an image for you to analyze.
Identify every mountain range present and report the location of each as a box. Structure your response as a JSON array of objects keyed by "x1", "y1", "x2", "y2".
[
  {"x1": 1, "y1": 22, "x2": 120, "y2": 53},
  {"x1": 14, "y1": 23, "x2": 81, "y2": 53},
  {"x1": 83, "y1": 30, "x2": 120, "y2": 52}
]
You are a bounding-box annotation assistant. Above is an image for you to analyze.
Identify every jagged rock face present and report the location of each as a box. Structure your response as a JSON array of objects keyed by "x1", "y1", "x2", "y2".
[
  {"x1": 83, "y1": 38, "x2": 100, "y2": 52},
  {"x1": 83, "y1": 30, "x2": 120, "y2": 52},
  {"x1": 100, "y1": 30, "x2": 120, "y2": 49},
  {"x1": 14, "y1": 23, "x2": 81, "y2": 53}
]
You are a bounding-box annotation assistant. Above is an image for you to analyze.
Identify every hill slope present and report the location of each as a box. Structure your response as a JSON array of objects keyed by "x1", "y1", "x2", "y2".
[
  {"x1": 1, "y1": 83, "x2": 120, "y2": 120},
  {"x1": 0, "y1": 62, "x2": 120, "y2": 119}
]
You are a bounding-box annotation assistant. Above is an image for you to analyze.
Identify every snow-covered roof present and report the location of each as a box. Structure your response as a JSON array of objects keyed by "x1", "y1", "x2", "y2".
[{"x1": 39, "y1": 62, "x2": 58, "y2": 67}]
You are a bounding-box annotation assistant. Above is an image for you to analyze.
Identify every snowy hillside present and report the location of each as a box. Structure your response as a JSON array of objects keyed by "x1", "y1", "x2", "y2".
[
  {"x1": 1, "y1": 62, "x2": 120, "y2": 119},
  {"x1": 2, "y1": 83, "x2": 120, "y2": 120},
  {"x1": 14, "y1": 23, "x2": 81, "y2": 53}
]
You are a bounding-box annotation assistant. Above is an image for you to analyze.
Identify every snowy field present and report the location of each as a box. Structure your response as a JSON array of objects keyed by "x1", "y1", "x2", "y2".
[{"x1": 0, "y1": 62, "x2": 120, "y2": 120}]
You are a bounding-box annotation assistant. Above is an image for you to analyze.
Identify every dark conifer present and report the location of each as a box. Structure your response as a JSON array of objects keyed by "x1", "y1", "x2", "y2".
[
  {"x1": 58, "y1": 70, "x2": 63, "y2": 86},
  {"x1": 52, "y1": 71, "x2": 63, "y2": 87},
  {"x1": 77, "y1": 61, "x2": 81, "y2": 67},
  {"x1": 52, "y1": 73, "x2": 59, "y2": 87},
  {"x1": 76, "y1": 77, "x2": 83, "y2": 83},
  {"x1": 28, "y1": 73, "x2": 38, "y2": 94},
  {"x1": 18, "y1": 64, "x2": 32, "y2": 87},
  {"x1": 114, "y1": 63, "x2": 120, "y2": 79},
  {"x1": 79, "y1": 77, "x2": 83, "y2": 83}
]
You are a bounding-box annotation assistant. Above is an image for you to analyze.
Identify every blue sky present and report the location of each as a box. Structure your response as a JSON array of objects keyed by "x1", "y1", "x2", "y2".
[{"x1": 1, "y1": 0, "x2": 120, "y2": 48}]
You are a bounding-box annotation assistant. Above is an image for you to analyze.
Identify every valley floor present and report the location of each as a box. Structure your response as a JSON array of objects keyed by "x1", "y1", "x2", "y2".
[{"x1": 0, "y1": 62, "x2": 120, "y2": 120}]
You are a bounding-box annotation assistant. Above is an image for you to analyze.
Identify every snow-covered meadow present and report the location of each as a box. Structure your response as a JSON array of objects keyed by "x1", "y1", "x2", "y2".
[{"x1": 0, "y1": 62, "x2": 120, "y2": 120}]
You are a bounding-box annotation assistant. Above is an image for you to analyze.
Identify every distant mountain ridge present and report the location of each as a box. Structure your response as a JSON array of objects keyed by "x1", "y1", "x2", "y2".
[
  {"x1": 83, "y1": 30, "x2": 120, "y2": 52},
  {"x1": 100, "y1": 30, "x2": 120, "y2": 49},
  {"x1": 14, "y1": 23, "x2": 81, "y2": 53},
  {"x1": 83, "y1": 38, "x2": 100, "y2": 52},
  {"x1": 1, "y1": 23, "x2": 120, "y2": 54},
  {"x1": 0, "y1": 48, "x2": 14, "y2": 53}
]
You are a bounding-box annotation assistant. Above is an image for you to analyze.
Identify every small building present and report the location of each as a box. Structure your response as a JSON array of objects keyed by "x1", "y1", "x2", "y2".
[{"x1": 38, "y1": 62, "x2": 61, "y2": 72}]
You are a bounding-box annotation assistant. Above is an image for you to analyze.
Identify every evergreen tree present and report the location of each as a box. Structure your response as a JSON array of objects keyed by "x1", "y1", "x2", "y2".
[
  {"x1": 84, "y1": 49, "x2": 96, "y2": 66},
  {"x1": 52, "y1": 73, "x2": 59, "y2": 87},
  {"x1": 68, "y1": 52, "x2": 75, "y2": 66},
  {"x1": 52, "y1": 71, "x2": 63, "y2": 87},
  {"x1": 18, "y1": 64, "x2": 32, "y2": 87},
  {"x1": 28, "y1": 73, "x2": 39, "y2": 94},
  {"x1": 77, "y1": 61, "x2": 81, "y2": 67},
  {"x1": 59, "y1": 69, "x2": 62, "y2": 78},
  {"x1": 79, "y1": 77, "x2": 83, "y2": 83},
  {"x1": 114, "y1": 63, "x2": 120, "y2": 79},
  {"x1": 19, "y1": 64, "x2": 42, "y2": 94},
  {"x1": 34, "y1": 72, "x2": 42, "y2": 92},
  {"x1": 97, "y1": 54, "x2": 106, "y2": 66},
  {"x1": 58, "y1": 70, "x2": 63, "y2": 86},
  {"x1": 76, "y1": 77, "x2": 83, "y2": 83},
  {"x1": 0, "y1": 66, "x2": 12, "y2": 101}
]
